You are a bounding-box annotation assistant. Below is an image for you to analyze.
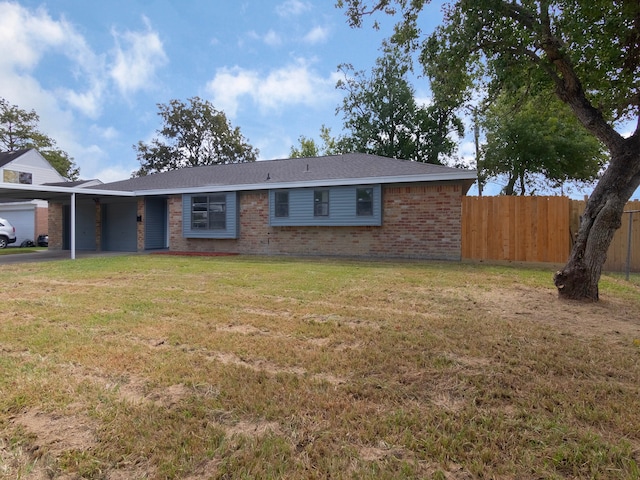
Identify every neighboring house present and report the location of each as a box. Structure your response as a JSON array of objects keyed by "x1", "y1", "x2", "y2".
[
  {"x1": 42, "y1": 153, "x2": 476, "y2": 260},
  {"x1": 0, "y1": 149, "x2": 67, "y2": 245}
]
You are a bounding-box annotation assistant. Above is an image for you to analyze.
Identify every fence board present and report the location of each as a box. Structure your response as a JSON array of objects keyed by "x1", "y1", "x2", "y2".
[
  {"x1": 462, "y1": 197, "x2": 640, "y2": 272},
  {"x1": 462, "y1": 196, "x2": 571, "y2": 264}
]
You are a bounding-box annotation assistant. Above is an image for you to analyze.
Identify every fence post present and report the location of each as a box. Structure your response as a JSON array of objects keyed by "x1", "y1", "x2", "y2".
[{"x1": 626, "y1": 211, "x2": 634, "y2": 281}]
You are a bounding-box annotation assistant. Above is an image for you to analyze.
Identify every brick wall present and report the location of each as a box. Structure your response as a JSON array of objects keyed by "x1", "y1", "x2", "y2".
[
  {"x1": 169, "y1": 183, "x2": 464, "y2": 260},
  {"x1": 48, "y1": 202, "x2": 63, "y2": 250},
  {"x1": 35, "y1": 206, "x2": 48, "y2": 238}
]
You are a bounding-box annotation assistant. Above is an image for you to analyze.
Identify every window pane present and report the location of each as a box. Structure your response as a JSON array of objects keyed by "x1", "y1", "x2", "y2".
[
  {"x1": 192, "y1": 211, "x2": 208, "y2": 229},
  {"x1": 275, "y1": 191, "x2": 289, "y2": 217},
  {"x1": 356, "y1": 188, "x2": 373, "y2": 216},
  {"x1": 209, "y1": 195, "x2": 226, "y2": 230},
  {"x1": 209, "y1": 211, "x2": 226, "y2": 229},
  {"x1": 314, "y1": 189, "x2": 329, "y2": 216},
  {"x1": 191, "y1": 194, "x2": 227, "y2": 230}
]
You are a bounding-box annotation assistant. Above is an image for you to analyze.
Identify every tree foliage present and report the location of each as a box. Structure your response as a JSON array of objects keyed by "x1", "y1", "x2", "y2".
[
  {"x1": 289, "y1": 125, "x2": 341, "y2": 158},
  {"x1": 339, "y1": 0, "x2": 640, "y2": 301},
  {"x1": 0, "y1": 97, "x2": 79, "y2": 180},
  {"x1": 133, "y1": 97, "x2": 258, "y2": 176},
  {"x1": 336, "y1": 44, "x2": 462, "y2": 164},
  {"x1": 482, "y1": 90, "x2": 606, "y2": 195}
]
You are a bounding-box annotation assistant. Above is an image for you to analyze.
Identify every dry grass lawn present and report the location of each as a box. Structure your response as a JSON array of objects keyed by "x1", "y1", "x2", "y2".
[{"x1": 1, "y1": 255, "x2": 639, "y2": 479}]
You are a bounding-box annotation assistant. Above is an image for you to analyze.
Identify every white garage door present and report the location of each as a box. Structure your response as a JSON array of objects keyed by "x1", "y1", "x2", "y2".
[{"x1": 0, "y1": 208, "x2": 34, "y2": 245}]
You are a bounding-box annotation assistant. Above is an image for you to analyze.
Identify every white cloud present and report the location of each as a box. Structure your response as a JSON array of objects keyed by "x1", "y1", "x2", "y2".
[
  {"x1": 109, "y1": 17, "x2": 168, "y2": 95},
  {"x1": 247, "y1": 29, "x2": 282, "y2": 47},
  {"x1": 0, "y1": 2, "x2": 104, "y2": 117},
  {"x1": 303, "y1": 26, "x2": 330, "y2": 44},
  {"x1": 0, "y1": 3, "x2": 69, "y2": 69},
  {"x1": 263, "y1": 29, "x2": 283, "y2": 47},
  {"x1": 0, "y1": 3, "x2": 166, "y2": 180},
  {"x1": 276, "y1": 0, "x2": 311, "y2": 17},
  {"x1": 205, "y1": 67, "x2": 259, "y2": 117},
  {"x1": 415, "y1": 95, "x2": 433, "y2": 108},
  {"x1": 90, "y1": 125, "x2": 119, "y2": 141},
  {"x1": 206, "y1": 60, "x2": 339, "y2": 118},
  {"x1": 93, "y1": 165, "x2": 135, "y2": 183}
]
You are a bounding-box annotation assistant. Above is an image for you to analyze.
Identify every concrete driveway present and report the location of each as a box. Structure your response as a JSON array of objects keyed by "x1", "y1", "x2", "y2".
[{"x1": 0, "y1": 249, "x2": 134, "y2": 265}]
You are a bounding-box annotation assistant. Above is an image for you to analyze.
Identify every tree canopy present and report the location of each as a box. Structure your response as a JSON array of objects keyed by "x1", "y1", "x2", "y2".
[
  {"x1": 289, "y1": 125, "x2": 341, "y2": 158},
  {"x1": 338, "y1": 0, "x2": 640, "y2": 300},
  {"x1": 481, "y1": 89, "x2": 606, "y2": 195},
  {"x1": 0, "y1": 98, "x2": 79, "y2": 180},
  {"x1": 133, "y1": 97, "x2": 258, "y2": 177},
  {"x1": 336, "y1": 44, "x2": 462, "y2": 164}
]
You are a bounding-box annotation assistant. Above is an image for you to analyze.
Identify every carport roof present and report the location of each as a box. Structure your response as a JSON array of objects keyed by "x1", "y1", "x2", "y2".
[{"x1": 0, "y1": 182, "x2": 134, "y2": 201}]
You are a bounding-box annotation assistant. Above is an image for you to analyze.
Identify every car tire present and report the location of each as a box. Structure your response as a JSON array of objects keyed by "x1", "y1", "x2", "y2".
[{"x1": 0, "y1": 236, "x2": 7, "y2": 249}]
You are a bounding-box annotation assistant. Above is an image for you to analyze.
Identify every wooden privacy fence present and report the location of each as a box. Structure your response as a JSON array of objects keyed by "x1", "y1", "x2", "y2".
[{"x1": 461, "y1": 196, "x2": 640, "y2": 272}]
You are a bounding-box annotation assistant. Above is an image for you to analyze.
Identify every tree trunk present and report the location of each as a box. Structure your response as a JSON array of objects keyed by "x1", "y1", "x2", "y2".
[{"x1": 554, "y1": 138, "x2": 640, "y2": 300}]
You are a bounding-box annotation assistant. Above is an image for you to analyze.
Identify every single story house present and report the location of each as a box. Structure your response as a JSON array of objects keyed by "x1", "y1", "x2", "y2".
[
  {"x1": 0, "y1": 149, "x2": 68, "y2": 245},
  {"x1": 0, "y1": 153, "x2": 477, "y2": 260}
]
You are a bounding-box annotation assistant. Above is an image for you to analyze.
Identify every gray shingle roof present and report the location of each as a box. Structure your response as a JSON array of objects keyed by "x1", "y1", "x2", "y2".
[
  {"x1": 96, "y1": 153, "x2": 476, "y2": 192},
  {"x1": 0, "y1": 149, "x2": 32, "y2": 168}
]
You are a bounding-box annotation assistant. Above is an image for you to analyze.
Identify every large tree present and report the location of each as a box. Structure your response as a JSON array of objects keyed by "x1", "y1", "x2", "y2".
[
  {"x1": 0, "y1": 98, "x2": 79, "y2": 180},
  {"x1": 133, "y1": 97, "x2": 258, "y2": 176},
  {"x1": 336, "y1": 44, "x2": 462, "y2": 164},
  {"x1": 482, "y1": 89, "x2": 606, "y2": 195},
  {"x1": 339, "y1": 0, "x2": 640, "y2": 301}
]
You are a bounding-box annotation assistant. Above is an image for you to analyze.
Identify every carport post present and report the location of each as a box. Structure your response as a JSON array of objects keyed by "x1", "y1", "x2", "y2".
[{"x1": 71, "y1": 192, "x2": 76, "y2": 260}]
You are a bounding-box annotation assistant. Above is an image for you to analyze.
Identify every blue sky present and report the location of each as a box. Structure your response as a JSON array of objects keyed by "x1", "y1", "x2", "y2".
[{"x1": 0, "y1": 0, "x2": 454, "y2": 183}]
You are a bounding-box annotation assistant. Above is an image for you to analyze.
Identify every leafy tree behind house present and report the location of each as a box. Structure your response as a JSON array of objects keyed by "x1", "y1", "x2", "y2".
[
  {"x1": 0, "y1": 97, "x2": 80, "y2": 180},
  {"x1": 338, "y1": 0, "x2": 640, "y2": 301},
  {"x1": 481, "y1": 89, "x2": 606, "y2": 195},
  {"x1": 289, "y1": 125, "x2": 342, "y2": 158},
  {"x1": 133, "y1": 97, "x2": 258, "y2": 176},
  {"x1": 336, "y1": 44, "x2": 462, "y2": 164}
]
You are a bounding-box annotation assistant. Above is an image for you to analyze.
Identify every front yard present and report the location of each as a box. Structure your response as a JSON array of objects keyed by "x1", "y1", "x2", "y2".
[{"x1": 1, "y1": 255, "x2": 639, "y2": 479}]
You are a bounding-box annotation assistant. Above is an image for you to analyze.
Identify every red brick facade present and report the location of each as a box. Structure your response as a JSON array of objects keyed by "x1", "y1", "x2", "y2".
[
  {"x1": 46, "y1": 183, "x2": 464, "y2": 259},
  {"x1": 168, "y1": 183, "x2": 464, "y2": 260},
  {"x1": 48, "y1": 203, "x2": 64, "y2": 250}
]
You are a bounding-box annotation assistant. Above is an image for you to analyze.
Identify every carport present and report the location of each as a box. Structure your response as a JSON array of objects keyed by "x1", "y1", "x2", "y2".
[{"x1": 0, "y1": 183, "x2": 135, "y2": 259}]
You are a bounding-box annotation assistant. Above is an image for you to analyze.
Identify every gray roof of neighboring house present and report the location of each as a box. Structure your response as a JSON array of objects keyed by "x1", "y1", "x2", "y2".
[
  {"x1": 0, "y1": 149, "x2": 32, "y2": 168},
  {"x1": 45, "y1": 179, "x2": 103, "y2": 188},
  {"x1": 95, "y1": 153, "x2": 477, "y2": 193}
]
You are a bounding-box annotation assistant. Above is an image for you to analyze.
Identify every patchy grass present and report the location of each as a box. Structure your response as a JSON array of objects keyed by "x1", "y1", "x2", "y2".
[{"x1": 1, "y1": 255, "x2": 639, "y2": 479}]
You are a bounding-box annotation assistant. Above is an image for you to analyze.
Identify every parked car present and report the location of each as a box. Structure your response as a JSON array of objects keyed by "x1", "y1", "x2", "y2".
[
  {"x1": 0, "y1": 217, "x2": 17, "y2": 249},
  {"x1": 37, "y1": 234, "x2": 49, "y2": 247}
]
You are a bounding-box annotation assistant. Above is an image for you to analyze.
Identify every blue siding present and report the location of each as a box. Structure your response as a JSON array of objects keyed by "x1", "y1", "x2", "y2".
[
  {"x1": 75, "y1": 201, "x2": 97, "y2": 250},
  {"x1": 269, "y1": 185, "x2": 382, "y2": 226},
  {"x1": 145, "y1": 197, "x2": 167, "y2": 249},
  {"x1": 182, "y1": 192, "x2": 238, "y2": 239},
  {"x1": 102, "y1": 200, "x2": 138, "y2": 252}
]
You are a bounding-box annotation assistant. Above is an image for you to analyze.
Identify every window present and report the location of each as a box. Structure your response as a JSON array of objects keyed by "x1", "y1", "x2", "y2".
[
  {"x1": 314, "y1": 189, "x2": 329, "y2": 216},
  {"x1": 191, "y1": 194, "x2": 226, "y2": 230},
  {"x1": 275, "y1": 191, "x2": 289, "y2": 217},
  {"x1": 356, "y1": 187, "x2": 373, "y2": 216},
  {"x1": 3, "y1": 169, "x2": 32, "y2": 185}
]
